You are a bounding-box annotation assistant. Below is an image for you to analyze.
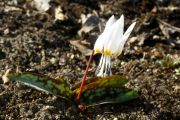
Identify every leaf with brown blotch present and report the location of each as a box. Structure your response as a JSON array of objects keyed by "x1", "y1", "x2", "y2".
[
  {"x1": 72, "y1": 75, "x2": 128, "y2": 95},
  {"x1": 8, "y1": 73, "x2": 72, "y2": 100}
]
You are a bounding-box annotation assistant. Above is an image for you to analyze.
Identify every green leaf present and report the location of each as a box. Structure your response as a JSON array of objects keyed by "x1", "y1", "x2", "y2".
[
  {"x1": 79, "y1": 87, "x2": 139, "y2": 107},
  {"x1": 72, "y1": 75, "x2": 128, "y2": 95},
  {"x1": 73, "y1": 75, "x2": 138, "y2": 106},
  {"x1": 8, "y1": 73, "x2": 72, "y2": 99}
]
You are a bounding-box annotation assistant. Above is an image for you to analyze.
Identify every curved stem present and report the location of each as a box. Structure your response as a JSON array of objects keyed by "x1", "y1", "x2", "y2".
[{"x1": 76, "y1": 50, "x2": 94, "y2": 102}]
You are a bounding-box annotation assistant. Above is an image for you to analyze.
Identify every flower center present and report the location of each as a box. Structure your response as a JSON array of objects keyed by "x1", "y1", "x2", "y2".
[{"x1": 104, "y1": 49, "x2": 112, "y2": 56}]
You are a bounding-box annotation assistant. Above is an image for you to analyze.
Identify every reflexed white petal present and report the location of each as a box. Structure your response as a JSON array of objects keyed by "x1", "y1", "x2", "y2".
[
  {"x1": 104, "y1": 15, "x2": 116, "y2": 32},
  {"x1": 94, "y1": 34, "x2": 104, "y2": 53},
  {"x1": 94, "y1": 15, "x2": 116, "y2": 54},
  {"x1": 117, "y1": 22, "x2": 136, "y2": 53},
  {"x1": 94, "y1": 30, "x2": 111, "y2": 54},
  {"x1": 112, "y1": 14, "x2": 124, "y2": 40},
  {"x1": 122, "y1": 22, "x2": 136, "y2": 42},
  {"x1": 106, "y1": 15, "x2": 124, "y2": 53}
]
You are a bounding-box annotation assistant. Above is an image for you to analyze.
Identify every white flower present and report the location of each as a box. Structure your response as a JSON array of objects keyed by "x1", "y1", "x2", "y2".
[{"x1": 94, "y1": 15, "x2": 136, "y2": 77}]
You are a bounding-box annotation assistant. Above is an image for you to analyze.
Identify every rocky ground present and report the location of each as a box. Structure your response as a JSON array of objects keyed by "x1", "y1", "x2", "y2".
[{"x1": 0, "y1": 0, "x2": 180, "y2": 120}]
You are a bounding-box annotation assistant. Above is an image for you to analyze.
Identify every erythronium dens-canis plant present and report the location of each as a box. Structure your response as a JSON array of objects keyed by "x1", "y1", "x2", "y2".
[{"x1": 6, "y1": 14, "x2": 138, "y2": 111}]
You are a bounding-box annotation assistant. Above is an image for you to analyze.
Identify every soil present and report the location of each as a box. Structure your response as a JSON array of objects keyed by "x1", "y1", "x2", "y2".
[{"x1": 0, "y1": 0, "x2": 180, "y2": 120}]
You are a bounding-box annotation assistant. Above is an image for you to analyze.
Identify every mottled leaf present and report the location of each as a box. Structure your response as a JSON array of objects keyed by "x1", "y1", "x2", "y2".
[
  {"x1": 8, "y1": 73, "x2": 72, "y2": 99},
  {"x1": 8, "y1": 73, "x2": 139, "y2": 107},
  {"x1": 79, "y1": 87, "x2": 139, "y2": 107},
  {"x1": 72, "y1": 75, "x2": 128, "y2": 94}
]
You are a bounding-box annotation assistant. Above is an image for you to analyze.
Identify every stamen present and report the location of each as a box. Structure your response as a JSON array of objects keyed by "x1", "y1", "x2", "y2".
[
  {"x1": 95, "y1": 55, "x2": 103, "y2": 75},
  {"x1": 96, "y1": 55, "x2": 112, "y2": 77},
  {"x1": 98, "y1": 55, "x2": 106, "y2": 76}
]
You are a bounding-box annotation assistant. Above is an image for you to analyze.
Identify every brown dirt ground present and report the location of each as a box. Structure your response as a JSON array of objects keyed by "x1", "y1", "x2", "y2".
[{"x1": 0, "y1": 0, "x2": 180, "y2": 120}]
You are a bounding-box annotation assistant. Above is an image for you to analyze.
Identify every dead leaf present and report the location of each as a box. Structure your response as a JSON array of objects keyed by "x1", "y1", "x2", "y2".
[{"x1": 69, "y1": 40, "x2": 92, "y2": 56}]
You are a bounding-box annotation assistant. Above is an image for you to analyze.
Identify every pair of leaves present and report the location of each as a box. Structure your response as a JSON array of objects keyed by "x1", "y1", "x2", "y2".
[{"x1": 8, "y1": 73, "x2": 138, "y2": 107}]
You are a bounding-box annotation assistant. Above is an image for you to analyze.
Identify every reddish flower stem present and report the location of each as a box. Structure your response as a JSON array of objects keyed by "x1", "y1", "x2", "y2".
[{"x1": 76, "y1": 50, "x2": 94, "y2": 102}]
